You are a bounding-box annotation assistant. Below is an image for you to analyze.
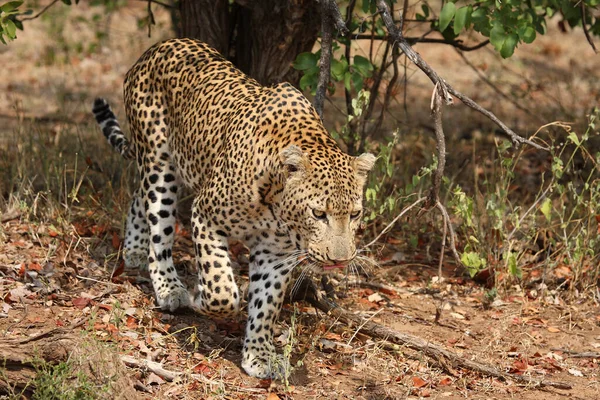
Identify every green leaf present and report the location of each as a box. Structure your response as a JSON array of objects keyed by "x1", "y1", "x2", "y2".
[
  {"x1": 1, "y1": 1, "x2": 23, "y2": 13},
  {"x1": 567, "y1": 131, "x2": 581, "y2": 146},
  {"x1": 353, "y1": 55, "x2": 373, "y2": 77},
  {"x1": 439, "y1": 2, "x2": 456, "y2": 32},
  {"x1": 470, "y1": 8, "x2": 486, "y2": 20},
  {"x1": 362, "y1": 0, "x2": 370, "y2": 13},
  {"x1": 299, "y1": 72, "x2": 318, "y2": 92},
  {"x1": 331, "y1": 57, "x2": 348, "y2": 81},
  {"x1": 421, "y1": 4, "x2": 430, "y2": 18},
  {"x1": 461, "y1": 251, "x2": 486, "y2": 277},
  {"x1": 489, "y1": 24, "x2": 506, "y2": 51},
  {"x1": 507, "y1": 253, "x2": 521, "y2": 278},
  {"x1": 292, "y1": 52, "x2": 318, "y2": 71},
  {"x1": 5, "y1": 19, "x2": 16, "y2": 38},
  {"x1": 351, "y1": 71, "x2": 364, "y2": 91},
  {"x1": 343, "y1": 71, "x2": 352, "y2": 92},
  {"x1": 518, "y1": 26, "x2": 536, "y2": 44},
  {"x1": 453, "y1": 6, "x2": 469, "y2": 35},
  {"x1": 540, "y1": 198, "x2": 552, "y2": 222},
  {"x1": 500, "y1": 33, "x2": 518, "y2": 58}
]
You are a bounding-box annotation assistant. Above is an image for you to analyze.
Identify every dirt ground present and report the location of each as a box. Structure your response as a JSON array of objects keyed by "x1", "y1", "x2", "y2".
[{"x1": 1, "y1": 2, "x2": 600, "y2": 399}]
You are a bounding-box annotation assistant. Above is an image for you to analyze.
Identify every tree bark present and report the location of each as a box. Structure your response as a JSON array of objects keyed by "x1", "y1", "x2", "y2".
[
  {"x1": 179, "y1": 0, "x2": 230, "y2": 56},
  {"x1": 235, "y1": 1, "x2": 320, "y2": 85},
  {"x1": 178, "y1": 0, "x2": 320, "y2": 86}
]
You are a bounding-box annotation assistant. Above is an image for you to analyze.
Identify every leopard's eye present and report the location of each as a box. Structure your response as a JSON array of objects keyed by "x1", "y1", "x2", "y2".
[
  {"x1": 312, "y1": 209, "x2": 327, "y2": 220},
  {"x1": 350, "y1": 210, "x2": 362, "y2": 220}
]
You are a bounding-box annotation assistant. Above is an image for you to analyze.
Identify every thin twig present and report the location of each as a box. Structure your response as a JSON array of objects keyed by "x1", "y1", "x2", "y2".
[
  {"x1": 146, "y1": 0, "x2": 156, "y2": 38},
  {"x1": 506, "y1": 181, "x2": 554, "y2": 242},
  {"x1": 427, "y1": 86, "x2": 461, "y2": 270},
  {"x1": 371, "y1": 45, "x2": 400, "y2": 145},
  {"x1": 427, "y1": 85, "x2": 446, "y2": 206},
  {"x1": 346, "y1": 308, "x2": 384, "y2": 346},
  {"x1": 351, "y1": 34, "x2": 490, "y2": 51},
  {"x1": 364, "y1": 197, "x2": 427, "y2": 248},
  {"x1": 438, "y1": 202, "x2": 448, "y2": 278},
  {"x1": 324, "y1": 0, "x2": 349, "y2": 36},
  {"x1": 436, "y1": 200, "x2": 462, "y2": 267},
  {"x1": 357, "y1": 39, "x2": 392, "y2": 153},
  {"x1": 580, "y1": 3, "x2": 598, "y2": 53},
  {"x1": 551, "y1": 348, "x2": 600, "y2": 358},
  {"x1": 19, "y1": 0, "x2": 59, "y2": 21}
]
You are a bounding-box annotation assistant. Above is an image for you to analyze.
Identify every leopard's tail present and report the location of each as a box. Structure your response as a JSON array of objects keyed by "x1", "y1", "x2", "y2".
[{"x1": 92, "y1": 98, "x2": 132, "y2": 159}]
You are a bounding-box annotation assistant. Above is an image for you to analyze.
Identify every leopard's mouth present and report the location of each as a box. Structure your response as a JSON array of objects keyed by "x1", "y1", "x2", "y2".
[{"x1": 322, "y1": 264, "x2": 346, "y2": 271}]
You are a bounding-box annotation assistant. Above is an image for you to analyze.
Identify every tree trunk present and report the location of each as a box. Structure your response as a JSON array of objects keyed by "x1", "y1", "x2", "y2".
[
  {"x1": 178, "y1": 0, "x2": 320, "y2": 86},
  {"x1": 179, "y1": 0, "x2": 230, "y2": 56}
]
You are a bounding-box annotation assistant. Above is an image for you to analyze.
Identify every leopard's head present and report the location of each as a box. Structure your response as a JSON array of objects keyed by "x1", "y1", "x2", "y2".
[{"x1": 276, "y1": 145, "x2": 376, "y2": 271}]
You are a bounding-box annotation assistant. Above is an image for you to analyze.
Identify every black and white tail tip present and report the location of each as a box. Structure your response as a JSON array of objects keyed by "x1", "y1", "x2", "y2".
[{"x1": 92, "y1": 98, "x2": 131, "y2": 158}]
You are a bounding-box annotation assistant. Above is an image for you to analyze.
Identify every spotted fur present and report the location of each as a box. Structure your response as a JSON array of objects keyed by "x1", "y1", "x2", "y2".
[{"x1": 93, "y1": 38, "x2": 375, "y2": 378}]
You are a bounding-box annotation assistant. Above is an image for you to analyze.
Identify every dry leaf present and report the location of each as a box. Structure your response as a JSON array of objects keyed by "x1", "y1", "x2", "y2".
[
  {"x1": 146, "y1": 372, "x2": 165, "y2": 385},
  {"x1": 367, "y1": 292, "x2": 384, "y2": 303},
  {"x1": 547, "y1": 327, "x2": 560, "y2": 333},
  {"x1": 438, "y1": 377, "x2": 452, "y2": 386},
  {"x1": 266, "y1": 393, "x2": 281, "y2": 400},
  {"x1": 412, "y1": 376, "x2": 428, "y2": 388},
  {"x1": 568, "y1": 368, "x2": 583, "y2": 377},
  {"x1": 72, "y1": 297, "x2": 92, "y2": 309}
]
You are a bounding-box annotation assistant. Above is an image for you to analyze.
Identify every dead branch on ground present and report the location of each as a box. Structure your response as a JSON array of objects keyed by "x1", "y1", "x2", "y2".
[{"x1": 292, "y1": 279, "x2": 572, "y2": 390}]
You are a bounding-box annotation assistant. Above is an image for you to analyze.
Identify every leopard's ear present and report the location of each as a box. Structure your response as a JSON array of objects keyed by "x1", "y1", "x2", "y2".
[
  {"x1": 279, "y1": 145, "x2": 307, "y2": 177},
  {"x1": 353, "y1": 153, "x2": 377, "y2": 177}
]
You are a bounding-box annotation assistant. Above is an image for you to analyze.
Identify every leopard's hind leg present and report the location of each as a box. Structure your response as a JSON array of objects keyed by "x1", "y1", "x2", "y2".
[
  {"x1": 122, "y1": 190, "x2": 149, "y2": 271},
  {"x1": 125, "y1": 88, "x2": 190, "y2": 311}
]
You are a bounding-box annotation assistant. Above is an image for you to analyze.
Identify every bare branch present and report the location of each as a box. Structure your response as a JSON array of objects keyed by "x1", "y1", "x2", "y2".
[
  {"x1": 580, "y1": 3, "x2": 598, "y2": 53},
  {"x1": 146, "y1": 0, "x2": 156, "y2": 38},
  {"x1": 18, "y1": 0, "x2": 60, "y2": 21},
  {"x1": 343, "y1": 0, "x2": 357, "y2": 117},
  {"x1": 315, "y1": 0, "x2": 351, "y2": 120},
  {"x1": 314, "y1": 0, "x2": 334, "y2": 120},
  {"x1": 375, "y1": 0, "x2": 548, "y2": 151},
  {"x1": 427, "y1": 86, "x2": 446, "y2": 206},
  {"x1": 376, "y1": 0, "x2": 452, "y2": 104},
  {"x1": 324, "y1": 0, "x2": 349, "y2": 36},
  {"x1": 352, "y1": 34, "x2": 490, "y2": 51}
]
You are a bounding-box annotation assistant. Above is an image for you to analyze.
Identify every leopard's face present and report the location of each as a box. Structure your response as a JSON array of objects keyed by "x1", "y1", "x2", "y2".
[{"x1": 275, "y1": 145, "x2": 376, "y2": 271}]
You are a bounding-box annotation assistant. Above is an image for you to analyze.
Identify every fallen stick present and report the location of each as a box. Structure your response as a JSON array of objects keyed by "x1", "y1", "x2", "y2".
[
  {"x1": 551, "y1": 349, "x2": 600, "y2": 358},
  {"x1": 120, "y1": 355, "x2": 266, "y2": 394},
  {"x1": 293, "y1": 278, "x2": 572, "y2": 390}
]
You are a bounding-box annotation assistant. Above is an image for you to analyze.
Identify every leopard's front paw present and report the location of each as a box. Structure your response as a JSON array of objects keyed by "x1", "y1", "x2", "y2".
[
  {"x1": 192, "y1": 286, "x2": 240, "y2": 317},
  {"x1": 156, "y1": 285, "x2": 190, "y2": 312},
  {"x1": 241, "y1": 349, "x2": 290, "y2": 379}
]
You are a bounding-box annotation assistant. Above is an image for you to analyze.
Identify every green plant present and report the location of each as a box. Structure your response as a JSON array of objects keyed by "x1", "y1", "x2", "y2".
[
  {"x1": 293, "y1": 47, "x2": 374, "y2": 95},
  {"x1": 0, "y1": 1, "x2": 23, "y2": 43},
  {"x1": 447, "y1": 110, "x2": 600, "y2": 285},
  {"x1": 32, "y1": 360, "x2": 98, "y2": 400}
]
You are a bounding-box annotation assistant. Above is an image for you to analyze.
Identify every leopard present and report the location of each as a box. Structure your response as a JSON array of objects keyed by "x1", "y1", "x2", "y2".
[{"x1": 92, "y1": 38, "x2": 375, "y2": 379}]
